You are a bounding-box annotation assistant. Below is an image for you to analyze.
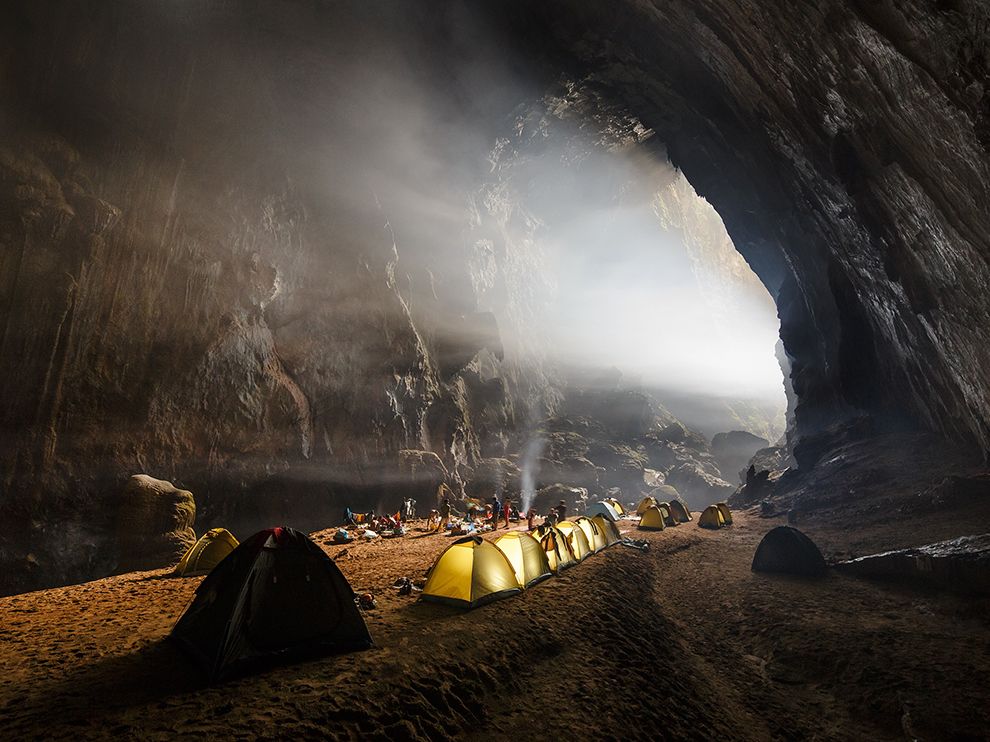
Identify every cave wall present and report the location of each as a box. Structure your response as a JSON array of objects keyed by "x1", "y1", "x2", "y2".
[
  {"x1": 500, "y1": 0, "x2": 990, "y2": 459},
  {"x1": 0, "y1": 2, "x2": 561, "y2": 592}
]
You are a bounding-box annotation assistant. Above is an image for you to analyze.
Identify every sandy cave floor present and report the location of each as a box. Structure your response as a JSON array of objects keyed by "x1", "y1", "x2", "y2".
[{"x1": 2, "y1": 511, "x2": 989, "y2": 741}]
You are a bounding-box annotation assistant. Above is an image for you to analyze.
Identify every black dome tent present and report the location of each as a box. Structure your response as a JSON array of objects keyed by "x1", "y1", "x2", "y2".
[
  {"x1": 752, "y1": 526, "x2": 828, "y2": 578},
  {"x1": 171, "y1": 527, "x2": 372, "y2": 681}
]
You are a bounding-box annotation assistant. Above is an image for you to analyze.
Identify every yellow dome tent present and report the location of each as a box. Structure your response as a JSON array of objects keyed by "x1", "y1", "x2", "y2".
[
  {"x1": 655, "y1": 502, "x2": 677, "y2": 527},
  {"x1": 556, "y1": 520, "x2": 593, "y2": 561},
  {"x1": 668, "y1": 499, "x2": 692, "y2": 523},
  {"x1": 592, "y1": 515, "x2": 621, "y2": 546},
  {"x1": 698, "y1": 505, "x2": 727, "y2": 529},
  {"x1": 716, "y1": 502, "x2": 733, "y2": 525},
  {"x1": 174, "y1": 528, "x2": 239, "y2": 577},
  {"x1": 423, "y1": 536, "x2": 521, "y2": 608},
  {"x1": 635, "y1": 496, "x2": 658, "y2": 516},
  {"x1": 575, "y1": 515, "x2": 606, "y2": 552},
  {"x1": 539, "y1": 526, "x2": 578, "y2": 573},
  {"x1": 605, "y1": 497, "x2": 625, "y2": 516},
  {"x1": 638, "y1": 505, "x2": 666, "y2": 531},
  {"x1": 494, "y1": 532, "x2": 553, "y2": 589}
]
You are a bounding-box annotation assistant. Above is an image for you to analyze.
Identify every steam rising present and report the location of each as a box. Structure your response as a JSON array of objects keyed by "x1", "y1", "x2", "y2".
[{"x1": 519, "y1": 435, "x2": 547, "y2": 514}]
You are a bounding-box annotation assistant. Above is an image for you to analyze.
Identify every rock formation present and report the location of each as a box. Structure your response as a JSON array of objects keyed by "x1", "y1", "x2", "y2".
[{"x1": 115, "y1": 475, "x2": 196, "y2": 573}]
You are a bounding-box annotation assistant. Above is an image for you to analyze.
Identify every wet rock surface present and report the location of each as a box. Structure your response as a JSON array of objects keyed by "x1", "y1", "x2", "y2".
[{"x1": 836, "y1": 534, "x2": 990, "y2": 595}]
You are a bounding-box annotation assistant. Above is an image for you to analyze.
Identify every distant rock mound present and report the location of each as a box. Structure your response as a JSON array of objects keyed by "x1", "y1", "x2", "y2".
[
  {"x1": 711, "y1": 430, "x2": 770, "y2": 484},
  {"x1": 116, "y1": 475, "x2": 196, "y2": 572},
  {"x1": 665, "y1": 463, "x2": 735, "y2": 511}
]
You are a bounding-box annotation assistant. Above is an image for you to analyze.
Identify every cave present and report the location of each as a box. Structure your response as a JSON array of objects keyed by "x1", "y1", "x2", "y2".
[{"x1": 2, "y1": 1, "x2": 989, "y2": 738}]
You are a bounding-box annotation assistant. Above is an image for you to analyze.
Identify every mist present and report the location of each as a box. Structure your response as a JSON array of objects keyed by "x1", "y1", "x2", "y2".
[
  {"x1": 296, "y1": 6, "x2": 791, "y2": 437},
  {"x1": 535, "y1": 146, "x2": 783, "y2": 403},
  {"x1": 158, "y1": 3, "x2": 786, "y2": 426}
]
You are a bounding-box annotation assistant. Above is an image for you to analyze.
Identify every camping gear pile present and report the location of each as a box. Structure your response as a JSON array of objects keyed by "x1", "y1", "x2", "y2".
[
  {"x1": 338, "y1": 508, "x2": 410, "y2": 540},
  {"x1": 421, "y1": 501, "x2": 626, "y2": 609}
]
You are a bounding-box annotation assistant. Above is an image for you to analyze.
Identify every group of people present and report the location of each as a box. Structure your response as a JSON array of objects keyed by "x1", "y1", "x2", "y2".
[
  {"x1": 346, "y1": 490, "x2": 574, "y2": 538},
  {"x1": 422, "y1": 495, "x2": 571, "y2": 535},
  {"x1": 531, "y1": 499, "x2": 567, "y2": 529},
  {"x1": 425, "y1": 497, "x2": 453, "y2": 532}
]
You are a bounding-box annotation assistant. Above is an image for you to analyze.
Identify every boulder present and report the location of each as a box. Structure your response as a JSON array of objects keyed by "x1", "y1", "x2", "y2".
[
  {"x1": 116, "y1": 474, "x2": 196, "y2": 572},
  {"x1": 649, "y1": 484, "x2": 681, "y2": 503},
  {"x1": 748, "y1": 445, "x2": 792, "y2": 477},
  {"x1": 665, "y1": 463, "x2": 735, "y2": 510},
  {"x1": 835, "y1": 534, "x2": 990, "y2": 595},
  {"x1": 732, "y1": 465, "x2": 775, "y2": 506},
  {"x1": 643, "y1": 468, "x2": 665, "y2": 487}
]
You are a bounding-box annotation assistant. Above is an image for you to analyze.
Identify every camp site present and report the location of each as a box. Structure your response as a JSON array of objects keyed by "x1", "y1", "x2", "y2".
[
  {"x1": 3, "y1": 2, "x2": 990, "y2": 739},
  {"x1": 6, "y1": 477, "x2": 990, "y2": 739}
]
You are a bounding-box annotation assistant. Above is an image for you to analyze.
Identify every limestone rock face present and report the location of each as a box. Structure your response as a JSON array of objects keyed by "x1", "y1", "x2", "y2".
[
  {"x1": 465, "y1": 458, "x2": 522, "y2": 501},
  {"x1": 506, "y1": 0, "x2": 990, "y2": 454},
  {"x1": 533, "y1": 484, "x2": 588, "y2": 516},
  {"x1": 397, "y1": 450, "x2": 452, "y2": 502},
  {"x1": 115, "y1": 475, "x2": 196, "y2": 572}
]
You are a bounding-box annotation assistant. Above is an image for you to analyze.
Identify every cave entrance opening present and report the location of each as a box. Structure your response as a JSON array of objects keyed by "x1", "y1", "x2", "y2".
[{"x1": 475, "y1": 113, "x2": 788, "y2": 448}]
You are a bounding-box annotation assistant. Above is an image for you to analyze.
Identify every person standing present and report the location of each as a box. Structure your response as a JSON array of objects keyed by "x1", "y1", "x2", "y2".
[
  {"x1": 490, "y1": 496, "x2": 501, "y2": 529},
  {"x1": 502, "y1": 498, "x2": 512, "y2": 529},
  {"x1": 438, "y1": 497, "x2": 451, "y2": 533},
  {"x1": 557, "y1": 499, "x2": 567, "y2": 522}
]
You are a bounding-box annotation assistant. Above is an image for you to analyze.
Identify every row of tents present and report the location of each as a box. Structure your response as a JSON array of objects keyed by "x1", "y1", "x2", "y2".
[
  {"x1": 163, "y1": 495, "x2": 736, "y2": 679},
  {"x1": 422, "y1": 512, "x2": 623, "y2": 609},
  {"x1": 631, "y1": 494, "x2": 732, "y2": 531},
  {"x1": 170, "y1": 494, "x2": 733, "y2": 587}
]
